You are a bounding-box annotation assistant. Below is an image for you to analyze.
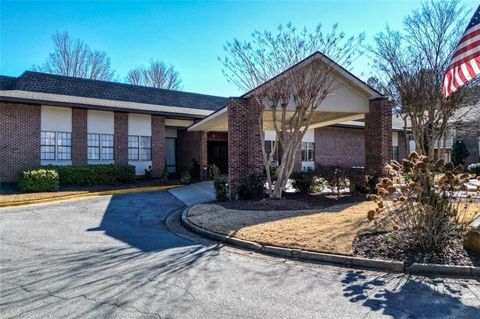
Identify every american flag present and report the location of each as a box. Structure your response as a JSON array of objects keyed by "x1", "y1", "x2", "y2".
[{"x1": 443, "y1": 5, "x2": 480, "y2": 98}]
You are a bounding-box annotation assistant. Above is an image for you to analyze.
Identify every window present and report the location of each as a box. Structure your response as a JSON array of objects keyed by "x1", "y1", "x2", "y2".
[
  {"x1": 88, "y1": 133, "x2": 114, "y2": 160},
  {"x1": 264, "y1": 140, "x2": 279, "y2": 165},
  {"x1": 128, "y1": 135, "x2": 151, "y2": 161},
  {"x1": 392, "y1": 146, "x2": 399, "y2": 161},
  {"x1": 40, "y1": 131, "x2": 71, "y2": 161},
  {"x1": 101, "y1": 135, "x2": 114, "y2": 160},
  {"x1": 301, "y1": 142, "x2": 315, "y2": 162},
  {"x1": 128, "y1": 136, "x2": 139, "y2": 160},
  {"x1": 140, "y1": 136, "x2": 152, "y2": 161},
  {"x1": 41, "y1": 131, "x2": 56, "y2": 160}
]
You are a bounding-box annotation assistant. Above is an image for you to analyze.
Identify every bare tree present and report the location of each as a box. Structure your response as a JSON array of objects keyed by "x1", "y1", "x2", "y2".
[
  {"x1": 221, "y1": 23, "x2": 364, "y2": 199},
  {"x1": 126, "y1": 60, "x2": 182, "y2": 90},
  {"x1": 369, "y1": 0, "x2": 473, "y2": 160},
  {"x1": 34, "y1": 31, "x2": 115, "y2": 80}
]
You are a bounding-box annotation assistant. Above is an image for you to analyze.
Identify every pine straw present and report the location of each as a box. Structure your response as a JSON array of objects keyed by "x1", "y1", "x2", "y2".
[{"x1": 188, "y1": 201, "x2": 479, "y2": 256}]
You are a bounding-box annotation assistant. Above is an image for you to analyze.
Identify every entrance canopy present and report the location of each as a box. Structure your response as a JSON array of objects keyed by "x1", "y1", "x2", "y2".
[{"x1": 189, "y1": 52, "x2": 381, "y2": 132}]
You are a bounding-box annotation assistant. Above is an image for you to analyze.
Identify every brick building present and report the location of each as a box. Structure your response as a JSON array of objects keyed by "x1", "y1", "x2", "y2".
[{"x1": 1, "y1": 52, "x2": 407, "y2": 196}]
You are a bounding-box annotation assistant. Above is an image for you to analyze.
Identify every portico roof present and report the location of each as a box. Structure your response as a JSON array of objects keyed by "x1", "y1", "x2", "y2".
[{"x1": 189, "y1": 52, "x2": 381, "y2": 132}]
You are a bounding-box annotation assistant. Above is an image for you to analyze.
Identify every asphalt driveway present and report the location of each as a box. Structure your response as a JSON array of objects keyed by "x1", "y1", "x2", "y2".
[{"x1": 1, "y1": 190, "x2": 479, "y2": 318}]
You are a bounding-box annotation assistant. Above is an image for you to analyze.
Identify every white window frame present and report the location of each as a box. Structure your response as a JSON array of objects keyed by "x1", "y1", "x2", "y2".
[
  {"x1": 128, "y1": 135, "x2": 151, "y2": 161},
  {"x1": 301, "y1": 142, "x2": 315, "y2": 162},
  {"x1": 88, "y1": 133, "x2": 114, "y2": 161},
  {"x1": 40, "y1": 131, "x2": 71, "y2": 161}
]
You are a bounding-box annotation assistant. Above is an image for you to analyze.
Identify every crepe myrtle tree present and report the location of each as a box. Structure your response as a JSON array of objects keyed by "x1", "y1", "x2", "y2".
[
  {"x1": 220, "y1": 23, "x2": 364, "y2": 199},
  {"x1": 369, "y1": 0, "x2": 477, "y2": 160}
]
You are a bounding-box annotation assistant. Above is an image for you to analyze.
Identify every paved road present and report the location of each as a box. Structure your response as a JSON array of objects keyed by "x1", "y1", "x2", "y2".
[{"x1": 1, "y1": 191, "x2": 479, "y2": 318}]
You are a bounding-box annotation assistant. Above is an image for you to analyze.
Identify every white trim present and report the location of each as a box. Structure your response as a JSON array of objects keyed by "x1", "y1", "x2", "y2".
[
  {"x1": 0, "y1": 90, "x2": 214, "y2": 117},
  {"x1": 243, "y1": 52, "x2": 381, "y2": 99},
  {"x1": 188, "y1": 107, "x2": 227, "y2": 131},
  {"x1": 305, "y1": 113, "x2": 365, "y2": 130},
  {"x1": 165, "y1": 119, "x2": 193, "y2": 127}
]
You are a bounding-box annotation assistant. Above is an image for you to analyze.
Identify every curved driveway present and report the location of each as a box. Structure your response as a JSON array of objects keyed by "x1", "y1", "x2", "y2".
[{"x1": 1, "y1": 190, "x2": 479, "y2": 318}]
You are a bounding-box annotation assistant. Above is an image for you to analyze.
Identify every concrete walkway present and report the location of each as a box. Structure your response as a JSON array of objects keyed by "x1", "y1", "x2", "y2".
[{"x1": 168, "y1": 181, "x2": 216, "y2": 206}]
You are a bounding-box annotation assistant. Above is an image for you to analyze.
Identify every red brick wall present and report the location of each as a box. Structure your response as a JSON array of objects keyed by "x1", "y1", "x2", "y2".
[
  {"x1": 176, "y1": 130, "x2": 207, "y2": 177},
  {"x1": 365, "y1": 98, "x2": 392, "y2": 176},
  {"x1": 151, "y1": 115, "x2": 165, "y2": 177},
  {"x1": 0, "y1": 102, "x2": 40, "y2": 182},
  {"x1": 227, "y1": 97, "x2": 263, "y2": 196},
  {"x1": 207, "y1": 132, "x2": 228, "y2": 142},
  {"x1": 114, "y1": 112, "x2": 128, "y2": 164},
  {"x1": 72, "y1": 108, "x2": 87, "y2": 165},
  {"x1": 315, "y1": 126, "x2": 366, "y2": 167}
]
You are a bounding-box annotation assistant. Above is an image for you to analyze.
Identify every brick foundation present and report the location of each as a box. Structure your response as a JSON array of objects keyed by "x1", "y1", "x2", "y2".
[
  {"x1": 0, "y1": 102, "x2": 40, "y2": 182},
  {"x1": 365, "y1": 98, "x2": 392, "y2": 176},
  {"x1": 72, "y1": 108, "x2": 87, "y2": 165},
  {"x1": 227, "y1": 97, "x2": 263, "y2": 197},
  {"x1": 114, "y1": 112, "x2": 128, "y2": 164},
  {"x1": 151, "y1": 115, "x2": 165, "y2": 177}
]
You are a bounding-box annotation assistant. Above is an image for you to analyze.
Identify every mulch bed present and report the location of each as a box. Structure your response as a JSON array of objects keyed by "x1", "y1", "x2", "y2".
[
  {"x1": 353, "y1": 231, "x2": 480, "y2": 267},
  {"x1": 216, "y1": 192, "x2": 368, "y2": 211},
  {"x1": 0, "y1": 178, "x2": 181, "y2": 195}
]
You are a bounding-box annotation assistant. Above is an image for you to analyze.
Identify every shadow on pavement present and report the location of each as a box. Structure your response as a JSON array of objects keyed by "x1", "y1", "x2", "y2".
[
  {"x1": 87, "y1": 191, "x2": 188, "y2": 252},
  {"x1": 0, "y1": 244, "x2": 220, "y2": 317},
  {"x1": 341, "y1": 270, "x2": 480, "y2": 318}
]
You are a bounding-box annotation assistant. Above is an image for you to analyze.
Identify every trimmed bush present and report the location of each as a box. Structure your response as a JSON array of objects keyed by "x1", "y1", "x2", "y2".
[
  {"x1": 17, "y1": 169, "x2": 60, "y2": 193},
  {"x1": 181, "y1": 171, "x2": 192, "y2": 185},
  {"x1": 239, "y1": 172, "x2": 266, "y2": 200},
  {"x1": 44, "y1": 164, "x2": 135, "y2": 186},
  {"x1": 290, "y1": 171, "x2": 319, "y2": 194},
  {"x1": 213, "y1": 175, "x2": 229, "y2": 201},
  {"x1": 315, "y1": 165, "x2": 350, "y2": 198}
]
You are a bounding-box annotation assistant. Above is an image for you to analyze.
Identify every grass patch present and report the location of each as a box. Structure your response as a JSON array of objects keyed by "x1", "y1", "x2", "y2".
[{"x1": 188, "y1": 201, "x2": 480, "y2": 256}]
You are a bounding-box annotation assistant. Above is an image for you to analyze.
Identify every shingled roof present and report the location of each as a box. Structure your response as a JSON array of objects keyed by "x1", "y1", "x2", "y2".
[{"x1": 0, "y1": 71, "x2": 227, "y2": 111}]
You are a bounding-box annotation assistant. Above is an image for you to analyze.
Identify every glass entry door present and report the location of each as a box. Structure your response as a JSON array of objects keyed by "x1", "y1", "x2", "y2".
[{"x1": 165, "y1": 138, "x2": 176, "y2": 174}]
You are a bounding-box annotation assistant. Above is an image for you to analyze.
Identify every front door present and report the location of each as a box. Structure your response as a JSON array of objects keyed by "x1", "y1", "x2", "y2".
[{"x1": 207, "y1": 141, "x2": 228, "y2": 174}]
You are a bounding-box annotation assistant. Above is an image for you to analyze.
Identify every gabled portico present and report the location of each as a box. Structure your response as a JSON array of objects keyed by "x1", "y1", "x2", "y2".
[{"x1": 189, "y1": 53, "x2": 391, "y2": 197}]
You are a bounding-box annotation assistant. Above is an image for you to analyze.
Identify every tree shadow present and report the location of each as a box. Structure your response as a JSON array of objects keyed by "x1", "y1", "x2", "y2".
[
  {"x1": 0, "y1": 243, "x2": 221, "y2": 317},
  {"x1": 341, "y1": 270, "x2": 480, "y2": 318},
  {"x1": 87, "y1": 190, "x2": 190, "y2": 252}
]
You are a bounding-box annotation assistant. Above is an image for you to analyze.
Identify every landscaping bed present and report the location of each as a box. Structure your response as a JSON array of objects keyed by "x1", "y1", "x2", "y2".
[
  {"x1": 354, "y1": 230, "x2": 480, "y2": 267},
  {"x1": 0, "y1": 178, "x2": 179, "y2": 204},
  {"x1": 188, "y1": 199, "x2": 479, "y2": 262},
  {"x1": 188, "y1": 200, "x2": 379, "y2": 255},
  {"x1": 217, "y1": 192, "x2": 367, "y2": 211}
]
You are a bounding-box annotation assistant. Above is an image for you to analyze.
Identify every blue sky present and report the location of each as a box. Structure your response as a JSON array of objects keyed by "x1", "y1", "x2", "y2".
[{"x1": 1, "y1": 1, "x2": 478, "y2": 96}]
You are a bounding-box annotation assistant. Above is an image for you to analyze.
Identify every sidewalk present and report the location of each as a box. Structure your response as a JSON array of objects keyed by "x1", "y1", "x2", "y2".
[{"x1": 168, "y1": 181, "x2": 216, "y2": 206}]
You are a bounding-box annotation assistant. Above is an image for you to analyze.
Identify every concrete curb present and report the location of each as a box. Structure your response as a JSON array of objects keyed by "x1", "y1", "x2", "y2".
[
  {"x1": 182, "y1": 207, "x2": 480, "y2": 278},
  {"x1": 1, "y1": 185, "x2": 180, "y2": 208}
]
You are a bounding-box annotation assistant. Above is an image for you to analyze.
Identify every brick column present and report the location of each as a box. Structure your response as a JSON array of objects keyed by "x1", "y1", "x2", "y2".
[
  {"x1": 151, "y1": 115, "x2": 165, "y2": 177},
  {"x1": 0, "y1": 102, "x2": 40, "y2": 182},
  {"x1": 72, "y1": 108, "x2": 87, "y2": 165},
  {"x1": 114, "y1": 112, "x2": 128, "y2": 164},
  {"x1": 365, "y1": 97, "x2": 392, "y2": 177},
  {"x1": 227, "y1": 97, "x2": 263, "y2": 197}
]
